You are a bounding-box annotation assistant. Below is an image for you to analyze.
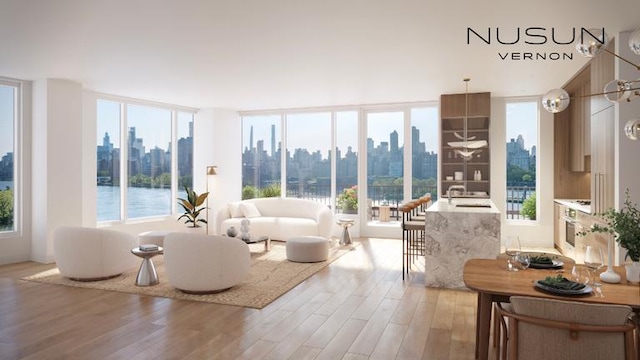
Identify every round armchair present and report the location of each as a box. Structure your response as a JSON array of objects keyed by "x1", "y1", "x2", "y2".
[
  {"x1": 163, "y1": 233, "x2": 250, "y2": 294},
  {"x1": 53, "y1": 226, "x2": 138, "y2": 281}
]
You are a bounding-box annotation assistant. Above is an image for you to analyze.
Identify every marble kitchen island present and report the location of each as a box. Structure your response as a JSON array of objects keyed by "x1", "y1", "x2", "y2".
[{"x1": 424, "y1": 198, "x2": 501, "y2": 289}]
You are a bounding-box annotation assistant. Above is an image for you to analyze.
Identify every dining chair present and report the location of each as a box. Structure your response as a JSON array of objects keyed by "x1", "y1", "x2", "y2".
[{"x1": 495, "y1": 296, "x2": 637, "y2": 360}]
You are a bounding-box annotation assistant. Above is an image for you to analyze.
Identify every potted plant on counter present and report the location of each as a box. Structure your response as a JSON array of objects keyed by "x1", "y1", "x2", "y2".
[
  {"x1": 177, "y1": 187, "x2": 209, "y2": 229},
  {"x1": 586, "y1": 189, "x2": 640, "y2": 283}
]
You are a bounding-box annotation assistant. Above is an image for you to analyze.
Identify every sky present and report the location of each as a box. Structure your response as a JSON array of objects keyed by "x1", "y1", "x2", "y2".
[
  {"x1": 3, "y1": 94, "x2": 537, "y2": 163},
  {"x1": 96, "y1": 100, "x2": 193, "y2": 151},
  {"x1": 241, "y1": 103, "x2": 538, "y2": 158}
]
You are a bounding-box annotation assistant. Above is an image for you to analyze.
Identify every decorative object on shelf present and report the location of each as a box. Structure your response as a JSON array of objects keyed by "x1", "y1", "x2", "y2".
[
  {"x1": 240, "y1": 218, "x2": 251, "y2": 240},
  {"x1": 541, "y1": 27, "x2": 640, "y2": 141},
  {"x1": 205, "y1": 166, "x2": 217, "y2": 234},
  {"x1": 226, "y1": 226, "x2": 238, "y2": 237},
  {"x1": 447, "y1": 78, "x2": 488, "y2": 160},
  {"x1": 579, "y1": 188, "x2": 639, "y2": 284},
  {"x1": 177, "y1": 186, "x2": 209, "y2": 228},
  {"x1": 337, "y1": 185, "x2": 358, "y2": 213}
]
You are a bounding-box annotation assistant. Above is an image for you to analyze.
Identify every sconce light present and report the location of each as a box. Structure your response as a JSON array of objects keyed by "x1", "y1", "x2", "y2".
[
  {"x1": 205, "y1": 166, "x2": 217, "y2": 234},
  {"x1": 542, "y1": 27, "x2": 640, "y2": 141}
]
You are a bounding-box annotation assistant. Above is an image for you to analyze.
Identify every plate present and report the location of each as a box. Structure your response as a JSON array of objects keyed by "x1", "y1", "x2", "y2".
[
  {"x1": 529, "y1": 259, "x2": 564, "y2": 269},
  {"x1": 534, "y1": 280, "x2": 592, "y2": 295}
]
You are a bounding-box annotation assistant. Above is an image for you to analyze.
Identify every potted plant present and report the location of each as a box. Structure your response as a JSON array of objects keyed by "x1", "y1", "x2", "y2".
[
  {"x1": 177, "y1": 187, "x2": 209, "y2": 228},
  {"x1": 585, "y1": 189, "x2": 640, "y2": 283},
  {"x1": 337, "y1": 186, "x2": 358, "y2": 214}
]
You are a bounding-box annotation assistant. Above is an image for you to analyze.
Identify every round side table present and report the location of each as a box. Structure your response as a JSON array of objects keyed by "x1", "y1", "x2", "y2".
[
  {"x1": 337, "y1": 219, "x2": 356, "y2": 245},
  {"x1": 131, "y1": 246, "x2": 164, "y2": 286}
]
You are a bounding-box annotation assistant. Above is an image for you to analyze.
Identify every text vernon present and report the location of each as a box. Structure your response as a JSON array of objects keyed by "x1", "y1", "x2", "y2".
[{"x1": 467, "y1": 27, "x2": 606, "y2": 61}]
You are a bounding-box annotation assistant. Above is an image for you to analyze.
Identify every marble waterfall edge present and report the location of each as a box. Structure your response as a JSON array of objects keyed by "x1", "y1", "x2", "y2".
[{"x1": 423, "y1": 199, "x2": 501, "y2": 289}]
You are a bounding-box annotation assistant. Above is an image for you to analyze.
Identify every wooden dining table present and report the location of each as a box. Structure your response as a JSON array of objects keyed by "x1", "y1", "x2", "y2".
[{"x1": 463, "y1": 258, "x2": 640, "y2": 360}]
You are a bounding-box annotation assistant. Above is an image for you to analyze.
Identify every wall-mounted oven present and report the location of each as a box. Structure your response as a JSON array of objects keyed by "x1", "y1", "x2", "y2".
[{"x1": 563, "y1": 207, "x2": 577, "y2": 251}]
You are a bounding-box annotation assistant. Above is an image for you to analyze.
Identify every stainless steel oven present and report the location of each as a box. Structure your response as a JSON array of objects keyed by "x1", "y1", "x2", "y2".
[{"x1": 563, "y1": 208, "x2": 577, "y2": 248}]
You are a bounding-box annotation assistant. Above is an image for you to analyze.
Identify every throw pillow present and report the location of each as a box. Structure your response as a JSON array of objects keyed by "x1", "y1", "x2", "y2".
[
  {"x1": 228, "y1": 202, "x2": 244, "y2": 218},
  {"x1": 240, "y1": 202, "x2": 262, "y2": 218}
]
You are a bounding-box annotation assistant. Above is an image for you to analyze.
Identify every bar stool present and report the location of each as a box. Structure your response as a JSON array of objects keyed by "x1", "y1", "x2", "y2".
[{"x1": 400, "y1": 201, "x2": 425, "y2": 280}]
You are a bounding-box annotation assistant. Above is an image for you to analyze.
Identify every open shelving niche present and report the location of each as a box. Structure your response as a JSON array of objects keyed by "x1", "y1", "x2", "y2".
[{"x1": 440, "y1": 92, "x2": 491, "y2": 199}]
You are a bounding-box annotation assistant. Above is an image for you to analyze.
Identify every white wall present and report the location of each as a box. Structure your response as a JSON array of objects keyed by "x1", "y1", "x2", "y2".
[
  {"x1": 31, "y1": 79, "x2": 84, "y2": 263},
  {"x1": 196, "y1": 108, "x2": 243, "y2": 234}
]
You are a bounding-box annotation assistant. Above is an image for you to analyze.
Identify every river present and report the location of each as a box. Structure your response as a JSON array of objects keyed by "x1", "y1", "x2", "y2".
[{"x1": 98, "y1": 186, "x2": 188, "y2": 222}]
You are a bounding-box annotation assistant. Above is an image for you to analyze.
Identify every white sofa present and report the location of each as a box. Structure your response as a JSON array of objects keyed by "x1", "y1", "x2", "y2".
[{"x1": 215, "y1": 197, "x2": 333, "y2": 241}]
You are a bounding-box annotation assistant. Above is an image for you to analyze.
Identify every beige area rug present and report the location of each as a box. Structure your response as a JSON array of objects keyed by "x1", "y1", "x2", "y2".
[{"x1": 22, "y1": 241, "x2": 359, "y2": 309}]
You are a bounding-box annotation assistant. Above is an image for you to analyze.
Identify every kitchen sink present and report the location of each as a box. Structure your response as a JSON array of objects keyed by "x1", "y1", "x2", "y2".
[{"x1": 455, "y1": 204, "x2": 492, "y2": 208}]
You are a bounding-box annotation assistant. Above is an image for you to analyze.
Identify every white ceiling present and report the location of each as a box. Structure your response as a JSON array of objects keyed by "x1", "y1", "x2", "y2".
[{"x1": 1, "y1": 0, "x2": 639, "y2": 111}]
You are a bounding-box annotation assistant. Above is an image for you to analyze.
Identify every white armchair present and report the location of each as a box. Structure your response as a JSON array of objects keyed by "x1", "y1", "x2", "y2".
[
  {"x1": 163, "y1": 233, "x2": 250, "y2": 294},
  {"x1": 53, "y1": 226, "x2": 138, "y2": 281}
]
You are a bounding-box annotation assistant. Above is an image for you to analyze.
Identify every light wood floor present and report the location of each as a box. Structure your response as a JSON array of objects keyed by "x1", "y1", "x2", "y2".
[{"x1": 0, "y1": 238, "x2": 485, "y2": 360}]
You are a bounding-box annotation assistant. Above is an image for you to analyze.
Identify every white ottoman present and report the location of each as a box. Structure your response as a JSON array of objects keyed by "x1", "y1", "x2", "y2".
[
  {"x1": 286, "y1": 236, "x2": 329, "y2": 263},
  {"x1": 139, "y1": 231, "x2": 169, "y2": 247}
]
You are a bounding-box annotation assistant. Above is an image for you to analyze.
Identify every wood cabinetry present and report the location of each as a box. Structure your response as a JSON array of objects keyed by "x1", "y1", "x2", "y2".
[
  {"x1": 590, "y1": 106, "x2": 615, "y2": 214},
  {"x1": 565, "y1": 67, "x2": 591, "y2": 172},
  {"x1": 590, "y1": 39, "x2": 615, "y2": 215},
  {"x1": 440, "y1": 92, "x2": 491, "y2": 198},
  {"x1": 554, "y1": 203, "x2": 567, "y2": 253}
]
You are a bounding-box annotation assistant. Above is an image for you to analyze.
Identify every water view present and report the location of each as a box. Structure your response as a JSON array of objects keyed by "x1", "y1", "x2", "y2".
[
  {"x1": 98, "y1": 186, "x2": 187, "y2": 222},
  {"x1": 0, "y1": 180, "x2": 12, "y2": 190}
]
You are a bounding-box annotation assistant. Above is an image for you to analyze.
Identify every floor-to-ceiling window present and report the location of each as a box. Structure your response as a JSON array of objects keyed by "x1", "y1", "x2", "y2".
[
  {"x1": 96, "y1": 97, "x2": 195, "y2": 223},
  {"x1": 506, "y1": 100, "x2": 538, "y2": 220},
  {"x1": 286, "y1": 113, "x2": 331, "y2": 205},
  {"x1": 335, "y1": 111, "x2": 359, "y2": 214},
  {"x1": 0, "y1": 79, "x2": 19, "y2": 233},
  {"x1": 410, "y1": 107, "x2": 439, "y2": 199},
  {"x1": 241, "y1": 115, "x2": 282, "y2": 199},
  {"x1": 240, "y1": 103, "x2": 436, "y2": 223},
  {"x1": 366, "y1": 111, "x2": 405, "y2": 216},
  {"x1": 96, "y1": 99, "x2": 122, "y2": 222}
]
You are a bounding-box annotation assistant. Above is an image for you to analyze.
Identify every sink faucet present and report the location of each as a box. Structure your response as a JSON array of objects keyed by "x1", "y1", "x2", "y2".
[{"x1": 447, "y1": 185, "x2": 466, "y2": 204}]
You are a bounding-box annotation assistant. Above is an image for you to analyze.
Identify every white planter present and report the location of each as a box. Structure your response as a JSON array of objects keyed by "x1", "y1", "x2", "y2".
[{"x1": 625, "y1": 262, "x2": 640, "y2": 284}]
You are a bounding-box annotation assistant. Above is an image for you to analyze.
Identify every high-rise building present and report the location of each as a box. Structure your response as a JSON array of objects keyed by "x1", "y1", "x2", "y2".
[{"x1": 271, "y1": 124, "x2": 275, "y2": 157}]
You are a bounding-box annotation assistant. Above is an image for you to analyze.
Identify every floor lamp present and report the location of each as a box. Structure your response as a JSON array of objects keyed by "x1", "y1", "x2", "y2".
[{"x1": 205, "y1": 166, "x2": 217, "y2": 235}]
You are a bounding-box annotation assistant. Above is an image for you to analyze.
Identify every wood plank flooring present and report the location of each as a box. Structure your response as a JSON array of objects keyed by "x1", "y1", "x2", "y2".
[{"x1": 0, "y1": 238, "x2": 485, "y2": 359}]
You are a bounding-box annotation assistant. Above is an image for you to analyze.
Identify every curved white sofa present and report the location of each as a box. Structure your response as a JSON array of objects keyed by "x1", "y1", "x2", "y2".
[
  {"x1": 215, "y1": 198, "x2": 333, "y2": 241},
  {"x1": 53, "y1": 226, "x2": 139, "y2": 281},
  {"x1": 164, "y1": 233, "x2": 250, "y2": 293}
]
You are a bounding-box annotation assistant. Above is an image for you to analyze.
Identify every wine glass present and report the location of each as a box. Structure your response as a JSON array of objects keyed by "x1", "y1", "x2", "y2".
[
  {"x1": 585, "y1": 246, "x2": 605, "y2": 297},
  {"x1": 516, "y1": 253, "x2": 531, "y2": 270},
  {"x1": 585, "y1": 246, "x2": 605, "y2": 275},
  {"x1": 571, "y1": 265, "x2": 591, "y2": 285},
  {"x1": 504, "y1": 236, "x2": 522, "y2": 272}
]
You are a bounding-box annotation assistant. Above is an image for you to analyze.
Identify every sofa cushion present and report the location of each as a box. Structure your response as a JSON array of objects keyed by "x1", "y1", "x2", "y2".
[
  {"x1": 240, "y1": 202, "x2": 262, "y2": 218},
  {"x1": 228, "y1": 202, "x2": 243, "y2": 218}
]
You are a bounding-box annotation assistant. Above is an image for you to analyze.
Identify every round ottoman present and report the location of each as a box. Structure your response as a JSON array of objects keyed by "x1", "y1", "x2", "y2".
[
  {"x1": 286, "y1": 236, "x2": 329, "y2": 263},
  {"x1": 139, "y1": 231, "x2": 169, "y2": 247}
]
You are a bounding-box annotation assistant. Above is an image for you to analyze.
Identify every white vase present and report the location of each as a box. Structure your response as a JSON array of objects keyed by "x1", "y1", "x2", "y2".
[
  {"x1": 184, "y1": 226, "x2": 205, "y2": 235},
  {"x1": 625, "y1": 262, "x2": 640, "y2": 284}
]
